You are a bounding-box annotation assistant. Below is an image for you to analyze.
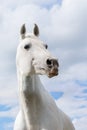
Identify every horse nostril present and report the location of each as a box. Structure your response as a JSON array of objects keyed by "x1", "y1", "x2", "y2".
[
  {"x1": 46, "y1": 59, "x2": 52, "y2": 66},
  {"x1": 46, "y1": 59, "x2": 59, "y2": 68}
]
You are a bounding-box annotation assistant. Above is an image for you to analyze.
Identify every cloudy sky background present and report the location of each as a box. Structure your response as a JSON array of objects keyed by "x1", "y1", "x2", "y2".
[{"x1": 0, "y1": 0, "x2": 87, "y2": 129}]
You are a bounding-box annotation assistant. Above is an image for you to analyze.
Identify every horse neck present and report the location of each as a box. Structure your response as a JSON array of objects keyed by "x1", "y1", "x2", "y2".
[
  {"x1": 17, "y1": 70, "x2": 42, "y2": 97},
  {"x1": 17, "y1": 70, "x2": 44, "y2": 129},
  {"x1": 17, "y1": 69, "x2": 44, "y2": 112}
]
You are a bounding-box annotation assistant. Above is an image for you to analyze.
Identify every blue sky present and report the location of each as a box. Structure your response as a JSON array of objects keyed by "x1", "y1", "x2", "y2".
[{"x1": 0, "y1": 0, "x2": 87, "y2": 130}]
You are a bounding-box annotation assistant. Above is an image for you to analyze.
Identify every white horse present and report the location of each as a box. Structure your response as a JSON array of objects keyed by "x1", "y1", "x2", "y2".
[{"x1": 14, "y1": 24, "x2": 75, "y2": 130}]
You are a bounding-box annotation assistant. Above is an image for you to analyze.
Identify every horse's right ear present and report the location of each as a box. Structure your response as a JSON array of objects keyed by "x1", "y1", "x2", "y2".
[
  {"x1": 20, "y1": 24, "x2": 26, "y2": 39},
  {"x1": 33, "y1": 24, "x2": 39, "y2": 37}
]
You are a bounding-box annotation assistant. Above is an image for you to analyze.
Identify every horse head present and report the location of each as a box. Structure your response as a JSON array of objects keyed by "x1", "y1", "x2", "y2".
[{"x1": 16, "y1": 24, "x2": 59, "y2": 78}]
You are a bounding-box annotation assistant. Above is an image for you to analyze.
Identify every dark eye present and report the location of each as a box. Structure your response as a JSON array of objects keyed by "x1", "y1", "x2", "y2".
[
  {"x1": 24, "y1": 44, "x2": 31, "y2": 50},
  {"x1": 44, "y1": 44, "x2": 48, "y2": 49}
]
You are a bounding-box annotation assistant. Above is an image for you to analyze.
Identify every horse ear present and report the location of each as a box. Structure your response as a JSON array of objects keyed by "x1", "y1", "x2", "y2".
[
  {"x1": 33, "y1": 24, "x2": 39, "y2": 36},
  {"x1": 20, "y1": 24, "x2": 26, "y2": 39}
]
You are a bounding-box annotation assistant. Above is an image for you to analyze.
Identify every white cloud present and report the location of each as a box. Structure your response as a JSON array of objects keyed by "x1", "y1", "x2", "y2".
[
  {"x1": 0, "y1": 77, "x2": 18, "y2": 105},
  {"x1": 73, "y1": 116, "x2": 87, "y2": 130},
  {"x1": 41, "y1": 77, "x2": 87, "y2": 130},
  {"x1": 1, "y1": 0, "x2": 59, "y2": 8},
  {"x1": 0, "y1": 0, "x2": 87, "y2": 130}
]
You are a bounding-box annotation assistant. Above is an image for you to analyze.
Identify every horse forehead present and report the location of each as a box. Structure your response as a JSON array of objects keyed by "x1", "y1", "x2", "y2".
[
  {"x1": 25, "y1": 33, "x2": 42, "y2": 42},
  {"x1": 24, "y1": 35, "x2": 43, "y2": 46},
  {"x1": 25, "y1": 33, "x2": 36, "y2": 39},
  {"x1": 19, "y1": 36, "x2": 43, "y2": 49}
]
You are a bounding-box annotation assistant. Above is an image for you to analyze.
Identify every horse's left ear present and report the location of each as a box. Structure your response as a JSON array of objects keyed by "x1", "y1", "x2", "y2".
[
  {"x1": 20, "y1": 24, "x2": 26, "y2": 39},
  {"x1": 33, "y1": 24, "x2": 39, "y2": 36}
]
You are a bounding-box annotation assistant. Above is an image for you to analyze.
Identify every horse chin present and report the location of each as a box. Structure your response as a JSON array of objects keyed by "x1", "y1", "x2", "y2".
[
  {"x1": 47, "y1": 69, "x2": 58, "y2": 78},
  {"x1": 47, "y1": 72, "x2": 58, "y2": 78}
]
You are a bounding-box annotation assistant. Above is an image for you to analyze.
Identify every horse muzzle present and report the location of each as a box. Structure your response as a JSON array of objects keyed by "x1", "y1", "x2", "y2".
[
  {"x1": 48, "y1": 67, "x2": 59, "y2": 78},
  {"x1": 46, "y1": 59, "x2": 59, "y2": 78}
]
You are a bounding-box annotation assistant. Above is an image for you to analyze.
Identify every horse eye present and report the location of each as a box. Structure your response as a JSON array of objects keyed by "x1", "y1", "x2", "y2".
[
  {"x1": 44, "y1": 44, "x2": 48, "y2": 49},
  {"x1": 24, "y1": 44, "x2": 31, "y2": 50}
]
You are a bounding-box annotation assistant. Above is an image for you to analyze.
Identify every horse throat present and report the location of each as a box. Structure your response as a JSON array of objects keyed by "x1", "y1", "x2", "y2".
[{"x1": 17, "y1": 70, "x2": 41, "y2": 95}]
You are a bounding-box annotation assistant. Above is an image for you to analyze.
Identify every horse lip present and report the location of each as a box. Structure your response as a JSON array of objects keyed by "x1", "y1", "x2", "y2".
[
  {"x1": 48, "y1": 72, "x2": 58, "y2": 78},
  {"x1": 47, "y1": 68, "x2": 59, "y2": 78},
  {"x1": 38, "y1": 67, "x2": 59, "y2": 78}
]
